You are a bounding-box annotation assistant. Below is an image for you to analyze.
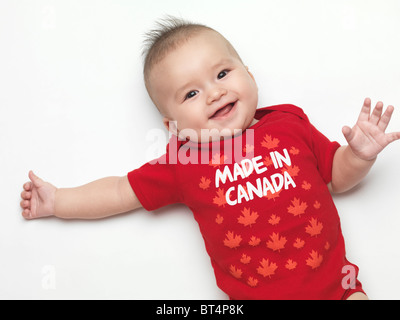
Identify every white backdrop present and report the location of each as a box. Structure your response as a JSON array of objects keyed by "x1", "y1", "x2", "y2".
[{"x1": 1, "y1": 0, "x2": 400, "y2": 299}]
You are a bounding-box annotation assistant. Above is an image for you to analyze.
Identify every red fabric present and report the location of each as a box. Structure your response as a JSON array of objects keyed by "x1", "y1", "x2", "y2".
[{"x1": 128, "y1": 104, "x2": 361, "y2": 299}]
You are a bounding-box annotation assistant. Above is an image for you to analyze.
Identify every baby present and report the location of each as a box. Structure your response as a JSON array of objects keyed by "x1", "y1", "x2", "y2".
[{"x1": 20, "y1": 17, "x2": 400, "y2": 300}]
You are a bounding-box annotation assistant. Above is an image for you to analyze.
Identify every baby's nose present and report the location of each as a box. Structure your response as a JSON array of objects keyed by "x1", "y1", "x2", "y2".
[{"x1": 207, "y1": 87, "x2": 227, "y2": 104}]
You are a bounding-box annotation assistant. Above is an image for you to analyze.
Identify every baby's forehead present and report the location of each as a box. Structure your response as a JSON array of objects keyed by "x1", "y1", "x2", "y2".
[
  {"x1": 155, "y1": 34, "x2": 238, "y2": 87},
  {"x1": 164, "y1": 30, "x2": 229, "y2": 60},
  {"x1": 160, "y1": 30, "x2": 238, "y2": 68}
]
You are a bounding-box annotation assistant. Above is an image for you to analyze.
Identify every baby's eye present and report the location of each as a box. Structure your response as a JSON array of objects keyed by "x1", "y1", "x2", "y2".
[
  {"x1": 217, "y1": 70, "x2": 229, "y2": 79},
  {"x1": 185, "y1": 90, "x2": 198, "y2": 100}
]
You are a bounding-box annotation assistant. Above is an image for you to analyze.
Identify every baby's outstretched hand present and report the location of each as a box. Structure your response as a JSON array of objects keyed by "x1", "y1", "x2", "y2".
[
  {"x1": 342, "y1": 98, "x2": 400, "y2": 161},
  {"x1": 20, "y1": 171, "x2": 57, "y2": 219}
]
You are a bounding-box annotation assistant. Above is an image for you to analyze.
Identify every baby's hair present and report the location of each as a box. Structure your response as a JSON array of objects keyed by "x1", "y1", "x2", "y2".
[
  {"x1": 142, "y1": 16, "x2": 212, "y2": 92},
  {"x1": 143, "y1": 16, "x2": 209, "y2": 69},
  {"x1": 142, "y1": 16, "x2": 242, "y2": 111}
]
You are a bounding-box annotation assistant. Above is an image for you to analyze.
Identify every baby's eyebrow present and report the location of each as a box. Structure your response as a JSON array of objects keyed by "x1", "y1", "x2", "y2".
[
  {"x1": 211, "y1": 58, "x2": 234, "y2": 70},
  {"x1": 175, "y1": 82, "x2": 195, "y2": 101}
]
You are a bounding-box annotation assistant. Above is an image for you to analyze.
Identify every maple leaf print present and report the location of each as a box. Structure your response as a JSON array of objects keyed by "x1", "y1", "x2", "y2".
[
  {"x1": 247, "y1": 277, "x2": 258, "y2": 287},
  {"x1": 261, "y1": 134, "x2": 280, "y2": 149},
  {"x1": 243, "y1": 144, "x2": 254, "y2": 153},
  {"x1": 257, "y1": 258, "x2": 278, "y2": 278},
  {"x1": 213, "y1": 188, "x2": 227, "y2": 207},
  {"x1": 268, "y1": 214, "x2": 280, "y2": 225},
  {"x1": 238, "y1": 208, "x2": 259, "y2": 227},
  {"x1": 199, "y1": 176, "x2": 211, "y2": 190},
  {"x1": 248, "y1": 236, "x2": 261, "y2": 247},
  {"x1": 324, "y1": 242, "x2": 330, "y2": 251},
  {"x1": 240, "y1": 254, "x2": 251, "y2": 265},
  {"x1": 313, "y1": 201, "x2": 321, "y2": 209},
  {"x1": 229, "y1": 265, "x2": 243, "y2": 279},
  {"x1": 289, "y1": 146, "x2": 300, "y2": 155},
  {"x1": 215, "y1": 214, "x2": 224, "y2": 225},
  {"x1": 263, "y1": 156, "x2": 273, "y2": 167},
  {"x1": 302, "y1": 181, "x2": 311, "y2": 191},
  {"x1": 306, "y1": 250, "x2": 323, "y2": 269},
  {"x1": 305, "y1": 218, "x2": 323, "y2": 237},
  {"x1": 266, "y1": 232, "x2": 287, "y2": 252},
  {"x1": 285, "y1": 259, "x2": 297, "y2": 271},
  {"x1": 209, "y1": 153, "x2": 228, "y2": 167},
  {"x1": 287, "y1": 198, "x2": 308, "y2": 217},
  {"x1": 282, "y1": 164, "x2": 300, "y2": 177},
  {"x1": 293, "y1": 238, "x2": 305, "y2": 249},
  {"x1": 265, "y1": 188, "x2": 282, "y2": 201},
  {"x1": 223, "y1": 231, "x2": 242, "y2": 249}
]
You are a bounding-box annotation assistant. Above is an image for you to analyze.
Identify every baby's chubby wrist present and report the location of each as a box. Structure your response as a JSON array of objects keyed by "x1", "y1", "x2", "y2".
[
  {"x1": 52, "y1": 187, "x2": 60, "y2": 217},
  {"x1": 346, "y1": 145, "x2": 377, "y2": 164}
]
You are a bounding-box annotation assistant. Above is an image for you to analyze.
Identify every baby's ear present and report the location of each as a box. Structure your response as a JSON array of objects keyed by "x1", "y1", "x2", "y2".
[
  {"x1": 163, "y1": 117, "x2": 178, "y2": 135},
  {"x1": 245, "y1": 66, "x2": 256, "y2": 82}
]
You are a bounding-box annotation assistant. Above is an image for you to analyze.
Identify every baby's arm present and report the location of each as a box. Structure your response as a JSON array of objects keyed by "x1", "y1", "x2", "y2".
[
  {"x1": 20, "y1": 171, "x2": 141, "y2": 219},
  {"x1": 329, "y1": 98, "x2": 400, "y2": 193}
]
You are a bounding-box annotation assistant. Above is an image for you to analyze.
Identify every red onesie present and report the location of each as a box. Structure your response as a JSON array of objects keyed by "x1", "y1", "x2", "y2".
[{"x1": 128, "y1": 104, "x2": 363, "y2": 299}]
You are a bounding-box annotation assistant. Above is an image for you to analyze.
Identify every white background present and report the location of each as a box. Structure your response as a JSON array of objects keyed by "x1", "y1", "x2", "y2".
[{"x1": 1, "y1": 0, "x2": 400, "y2": 299}]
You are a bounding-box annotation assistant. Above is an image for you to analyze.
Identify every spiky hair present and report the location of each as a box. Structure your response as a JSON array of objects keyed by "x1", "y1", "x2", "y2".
[{"x1": 142, "y1": 16, "x2": 212, "y2": 88}]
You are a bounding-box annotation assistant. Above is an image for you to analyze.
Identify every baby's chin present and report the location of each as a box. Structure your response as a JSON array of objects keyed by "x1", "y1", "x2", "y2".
[
  {"x1": 178, "y1": 115, "x2": 257, "y2": 143},
  {"x1": 179, "y1": 127, "x2": 246, "y2": 143},
  {"x1": 210, "y1": 129, "x2": 245, "y2": 142}
]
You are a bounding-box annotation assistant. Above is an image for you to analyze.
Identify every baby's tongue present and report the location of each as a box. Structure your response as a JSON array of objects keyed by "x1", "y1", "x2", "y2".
[{"x1": 213, "y1": 104, "x2": 233, "y2": 118}]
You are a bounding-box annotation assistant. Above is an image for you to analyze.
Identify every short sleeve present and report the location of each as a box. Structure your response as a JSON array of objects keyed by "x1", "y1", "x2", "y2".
[
  {"x1": 127, "y1": 154, "x2": 182, "y2": 211},
  {"x1": 255, "y1": 104, "x2": 340, "y2": 184},
  {"x1": 309, "y1": 124, "x2": 341, "y2": 184}
]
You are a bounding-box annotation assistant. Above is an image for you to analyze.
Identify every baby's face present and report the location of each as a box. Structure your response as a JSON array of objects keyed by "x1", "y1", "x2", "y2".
[{"x1": 148, "y1": 30, "x2": 259, "y2": 142}]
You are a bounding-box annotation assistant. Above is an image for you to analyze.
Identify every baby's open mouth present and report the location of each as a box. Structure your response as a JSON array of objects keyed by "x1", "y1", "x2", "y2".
[{"x1": 210, "y1": 102, "x2": 236, "y2": 119}]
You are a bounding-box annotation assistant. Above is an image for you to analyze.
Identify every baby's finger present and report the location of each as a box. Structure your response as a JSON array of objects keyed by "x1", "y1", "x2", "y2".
[
  {"x1": 23, "y1": 182, "x2": 32, "y2": 191},
  {"x1": 21, "y1": 190, "x2": 31, "y2": 200},
  {"x1": 22, "y1": 209, "x2": 32, "y2": 220},
  {"x1": 378, "y1": 105, "x2": 394, "y2": 132},
  {"x1": 358, "y1": 98, "x2": 371, "y2": 122},
  {"x1": 386, "y1": 131, "x2": 400, "y2": 144},
  {"x1": 342, "y1": 126, "x2": 355, "y2": 143},
  {"x1": 370, "y1": 101, "x2": 384, "y2": 125},
  {"x1": 29, "y1": 171, "x2": 44, "y2": 188},
  {"x1": 20, "y1": 199, "x2": 30, "y2": 209}
]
